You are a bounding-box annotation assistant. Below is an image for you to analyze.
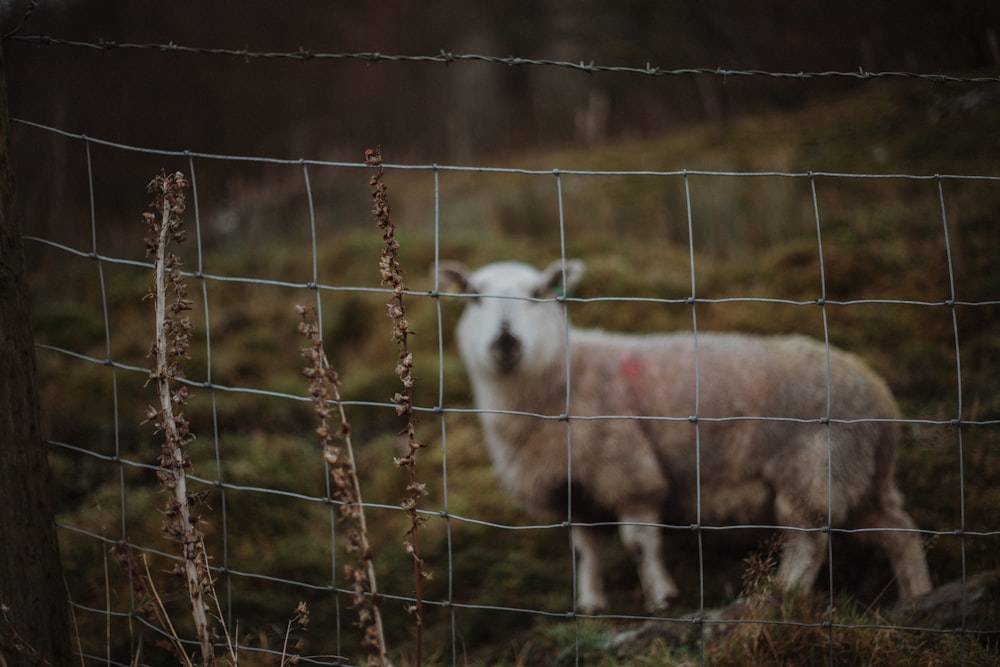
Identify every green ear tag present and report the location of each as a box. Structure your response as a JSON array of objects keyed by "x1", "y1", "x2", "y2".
[{"x1": 555, "y1": 284, "x2": 565, "y2": 298}]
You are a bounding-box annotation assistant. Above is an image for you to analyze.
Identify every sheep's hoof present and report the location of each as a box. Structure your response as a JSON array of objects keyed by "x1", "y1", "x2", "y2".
[
  {"x1": 649, "y1": 597, "x2": 674, "y2": 613},
  {"x1": 577, "y1": 596, "x2": 608, "y2": 615},
  {"x1": 647, "y1": 587, "x2": 680, "y2": 613}
]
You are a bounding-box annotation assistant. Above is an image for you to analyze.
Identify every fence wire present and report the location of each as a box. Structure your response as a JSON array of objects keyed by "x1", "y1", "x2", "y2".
[
  {"x1": 7, "y1": 35, "x2": 1000, "y2": 84},
  {"x1": 14, "y1": 111, "x2": 1000, "y2": 666}
]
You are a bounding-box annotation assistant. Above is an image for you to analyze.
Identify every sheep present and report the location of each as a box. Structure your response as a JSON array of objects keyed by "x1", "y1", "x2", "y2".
[{"x1": 437, "y1": 258, "x2": 932, "y2": 613}]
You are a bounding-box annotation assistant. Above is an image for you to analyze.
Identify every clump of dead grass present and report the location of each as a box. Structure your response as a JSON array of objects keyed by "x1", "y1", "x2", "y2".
[{"x1": 706, "y1": 538, "x2": 992, "y2": 666}]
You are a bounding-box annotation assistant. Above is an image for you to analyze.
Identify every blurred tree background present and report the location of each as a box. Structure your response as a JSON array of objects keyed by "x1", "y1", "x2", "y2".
[
  {"x1": 5, "y1": 0, "x2": 999, "y2": 156},
  {"x1": 3, "y1": 0, "x2": 999, "y2": 244}
]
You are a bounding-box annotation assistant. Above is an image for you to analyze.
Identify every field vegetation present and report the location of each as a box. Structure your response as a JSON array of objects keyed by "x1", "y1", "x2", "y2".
[{"x1": 25, "y1": 79, "x2": 1000, "y2": 664}]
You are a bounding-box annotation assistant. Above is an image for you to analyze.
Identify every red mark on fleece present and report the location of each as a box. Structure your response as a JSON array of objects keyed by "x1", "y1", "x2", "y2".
[{"x1": 619, "y1": 355, "x2": 643, "y2": 380}]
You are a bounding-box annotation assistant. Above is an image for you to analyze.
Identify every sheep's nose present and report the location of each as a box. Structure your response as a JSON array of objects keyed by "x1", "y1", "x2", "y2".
[{"x1": 490, "y1": 325, "x2": 522, "y2": 373}]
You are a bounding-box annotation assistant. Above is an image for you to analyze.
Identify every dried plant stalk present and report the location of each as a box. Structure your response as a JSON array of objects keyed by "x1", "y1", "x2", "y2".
[
  {"x1": 143, "y1": 170, "x2": 216, "y2": 666},
  {"x1": 297, "y1": 306, "x2": 391, "y2": 667},
  {"x1": 280, "y1": 601, "x2": 311, "y2": 667},
  {"x1": 365, "y1": 146, "x2": 428, "y2": 666},
  {"x1": 110, "y1": 545, "x2": 189, "y2": 664}
]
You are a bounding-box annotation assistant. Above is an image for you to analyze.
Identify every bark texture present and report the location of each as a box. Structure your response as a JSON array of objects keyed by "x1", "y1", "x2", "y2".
[{"x1": 0, "y1": 43, "x2": 74, "y2": 667}]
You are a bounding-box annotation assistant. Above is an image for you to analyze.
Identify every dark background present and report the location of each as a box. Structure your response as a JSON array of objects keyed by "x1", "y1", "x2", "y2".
[
  {"x1": 4, "y1": 0, "x2": 999, "y2": 160},
  {"x1": 3, "y1": 1, "x2": 998, "y2": 246}
]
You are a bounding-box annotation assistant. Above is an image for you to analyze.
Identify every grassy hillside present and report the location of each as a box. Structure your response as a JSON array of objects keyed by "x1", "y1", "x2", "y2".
[{"x1": 26, "y1": 79, "x2": 1000, "y2": 664}]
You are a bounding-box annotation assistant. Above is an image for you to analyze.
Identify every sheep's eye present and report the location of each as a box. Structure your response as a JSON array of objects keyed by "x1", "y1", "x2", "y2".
[{"x1": 463, "y1": 287, "x2": 481, "y2": 304}]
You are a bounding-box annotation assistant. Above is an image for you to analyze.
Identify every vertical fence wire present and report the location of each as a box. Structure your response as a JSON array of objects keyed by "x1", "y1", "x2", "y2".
[
  {"x1": 301, "y1": 160, "x2": 347, "y2": 658},
  {"x1": 680, "y1": 171, "x2": 709, "y2": 664},
  {"x1": 432, "y1": 164, "x2": 461, "y2": 667},
  {"x1": 84, "y1": 136, "x2": 135, "y2": 652},
  {"x1": 808, "y1": 172, "x2": 837, "y2": 665},
  {"x1": 550, "y1": 168, "x2": 585, "y2": 667},
  {"x1": 936, "y1": 175, "x2": 970, "y2": 662},
  {"x1": 187, "y1": 152, "x2": 237, "y2": 641}
]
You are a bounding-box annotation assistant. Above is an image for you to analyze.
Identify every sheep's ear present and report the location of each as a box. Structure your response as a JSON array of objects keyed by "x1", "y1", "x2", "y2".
[
  {"x1": 538, "y1": 259, "x2": 585, "y2": 298},
  {"x1": 435, "y1": 261, "x2": 470, "y2": 293}
]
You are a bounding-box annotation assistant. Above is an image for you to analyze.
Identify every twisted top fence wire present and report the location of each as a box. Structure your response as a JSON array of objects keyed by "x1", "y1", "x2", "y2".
[
  {"x1": 15, "y1": 108, "x2": 1000, "y2": 666},
  {"x1": 7, "y1": 35, "x2": 1000, "y2": 84}
]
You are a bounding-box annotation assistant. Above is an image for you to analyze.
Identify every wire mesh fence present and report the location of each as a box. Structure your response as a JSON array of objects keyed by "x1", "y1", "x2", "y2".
[{"x1": 9, "y1": 41, "x2": 1000, "y2": 667}]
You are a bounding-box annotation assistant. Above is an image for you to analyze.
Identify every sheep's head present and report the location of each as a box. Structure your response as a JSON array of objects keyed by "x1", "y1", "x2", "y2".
[{"x1": 437, "y1": 259, "x2": 584, "y2": 378}]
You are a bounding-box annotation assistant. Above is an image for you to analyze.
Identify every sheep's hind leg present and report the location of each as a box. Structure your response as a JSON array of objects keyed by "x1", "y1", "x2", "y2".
[
  {"x1": 572, "y1": 525, "x2": 609, "y2": 612},
  {"x1": 774, "y1": 494, "x2": 827, "y2": 597},
  {"x1": 618, "y1": 509, "x2": 679, "y2": 610},
  {"x1": 853, "y1": 485, "x2": 932, "y2": 599},
  {"x1": 775, "y1": 529, "x2": 828, "y2": 596}
]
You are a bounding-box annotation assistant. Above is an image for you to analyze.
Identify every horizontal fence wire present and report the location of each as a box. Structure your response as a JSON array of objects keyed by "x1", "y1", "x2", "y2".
[
  {"x1": 15, "y1": 114, "x2": 1000, "y2": 183},
  {"x1": 8, "y1": 35, "x2": 1000, "y2": 84},
  {"x1": 15, "y1": 103, "x2": 1000, "y2": 666}
]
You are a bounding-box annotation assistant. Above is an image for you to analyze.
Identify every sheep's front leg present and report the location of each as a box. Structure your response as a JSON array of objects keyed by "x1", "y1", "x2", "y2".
[
  {"x1": 618, "y1": 509, "x2": 679, "y2": 610},
  {"x1": 572, "y1": 525, "x2": 608, "y2": 612}
]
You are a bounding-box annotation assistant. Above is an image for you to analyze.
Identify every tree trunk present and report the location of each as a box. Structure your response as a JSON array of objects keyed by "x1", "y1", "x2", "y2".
[{"x1": 0, "y1": 42, "x2": 74, "y2": 667}]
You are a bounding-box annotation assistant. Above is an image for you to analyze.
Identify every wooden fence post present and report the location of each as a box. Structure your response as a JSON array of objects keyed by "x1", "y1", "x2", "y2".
[{"x1": 0, "y1": 41, "x2": 74, "y2": 666}]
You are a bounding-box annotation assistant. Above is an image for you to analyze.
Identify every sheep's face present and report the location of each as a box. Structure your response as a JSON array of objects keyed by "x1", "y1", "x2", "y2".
[{"x1": 438, "y1": 260, "x2": 585, "y2": 378}]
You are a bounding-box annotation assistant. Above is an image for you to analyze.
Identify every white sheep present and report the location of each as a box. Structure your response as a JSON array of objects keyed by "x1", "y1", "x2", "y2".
[{"x1": 437, "y1": 258, "x2": 932, "y2": 612}]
